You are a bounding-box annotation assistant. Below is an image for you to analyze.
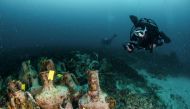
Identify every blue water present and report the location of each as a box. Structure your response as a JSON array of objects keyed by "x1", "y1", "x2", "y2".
[
  {"x1": 0, "y1": 1, "x2": 190, "y2": 74},
  {"x1": 0, "y1": 1, "x2": 190, "y2": 58}
]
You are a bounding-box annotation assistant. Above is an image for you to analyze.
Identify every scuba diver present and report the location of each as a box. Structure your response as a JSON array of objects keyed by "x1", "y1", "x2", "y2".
[
  {"x1": 123, "y1": 15, "x2": 171, "y2": 53},
  {"x1": 102, "y1": 34, "x2": 117, "y2": 46}
]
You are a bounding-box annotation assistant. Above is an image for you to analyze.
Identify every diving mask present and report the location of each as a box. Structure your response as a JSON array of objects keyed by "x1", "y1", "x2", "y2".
[{"x1": 133, "y1": 26, "x2": 147, "y2": 38}]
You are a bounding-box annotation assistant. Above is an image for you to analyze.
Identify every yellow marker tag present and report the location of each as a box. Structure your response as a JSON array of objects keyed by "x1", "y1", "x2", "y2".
[
  {"x1": 48, "y1": 70, "x2": 55, "y2": 80},
  {"x1": 57, "y1": 74, "x2": 63, "y2": 78},
  {"x1": 21, "y1": 84, "x2": 26, "y2": 91}
]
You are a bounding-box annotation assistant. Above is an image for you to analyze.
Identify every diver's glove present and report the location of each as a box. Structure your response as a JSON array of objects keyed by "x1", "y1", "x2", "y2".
[{"x1": 123, "y1": 42, "x2": 136, "y2": 53}]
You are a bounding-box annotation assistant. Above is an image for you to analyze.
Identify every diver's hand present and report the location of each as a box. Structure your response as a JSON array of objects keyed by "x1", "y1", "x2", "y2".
[{"x1": 123, "y1": 42, "x2": 135, "y2": 53}]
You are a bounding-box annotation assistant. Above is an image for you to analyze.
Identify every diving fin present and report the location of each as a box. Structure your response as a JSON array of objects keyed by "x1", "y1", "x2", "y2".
[
  {"x1": 159, "y1": 32, "x2": 171, "y2": 43},
  {"x1": 129, "y1": 15, "x2": 139, "y2": 26}
]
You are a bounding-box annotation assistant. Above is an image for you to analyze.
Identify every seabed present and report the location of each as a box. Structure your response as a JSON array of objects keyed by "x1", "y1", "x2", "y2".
[{"x1": 0, "y1": 47, "x2": 189, "y2": 109}]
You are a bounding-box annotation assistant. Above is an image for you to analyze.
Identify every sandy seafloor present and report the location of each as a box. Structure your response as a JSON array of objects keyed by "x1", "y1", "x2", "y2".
[{"x1": 137, "y1": 69, "x2": 190, "y2": 109}]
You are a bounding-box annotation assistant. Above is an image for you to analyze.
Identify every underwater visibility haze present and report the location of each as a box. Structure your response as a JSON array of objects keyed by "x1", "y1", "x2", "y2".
[{"x1": 0, "y1": 0, "x2": 190, "y2": 109}]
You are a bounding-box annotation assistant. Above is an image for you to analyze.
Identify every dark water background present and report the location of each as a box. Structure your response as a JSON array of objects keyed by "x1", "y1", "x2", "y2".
[{"x1": 0, "y1": 0, "x2": 190, "y2": 72}]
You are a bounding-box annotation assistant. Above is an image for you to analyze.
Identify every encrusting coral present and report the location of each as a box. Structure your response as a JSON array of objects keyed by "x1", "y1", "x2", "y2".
[
  {"x1": 62, "y1": 73, "x2": 84, "y2": 101},
  {"x1": 78, "y1": 70, "x2": 116, "y2": 109},
  {"x1": 19, "y1": 60, "x2": 36, "y2": 86},
  {"x1": 39, "y1": 58, "x2": 55, "y2": 72},
  {"x1": 35, "y1": 71, "x2": 72, "y2": 109},
  {"x1": 18, "y1": 60, "x2": 40, "y2": 96},
  {"x1": 7, "y1": 80, "x2": 38, "y2": 109},
  {"x1": 35, "y1": 59, "x2": 73, "y2": 109}
]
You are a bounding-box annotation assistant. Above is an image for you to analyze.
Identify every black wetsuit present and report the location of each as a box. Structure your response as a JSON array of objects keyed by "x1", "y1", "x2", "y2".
[{"x1": 128, "y1": 16, "x2": 171, "y2": 53}]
